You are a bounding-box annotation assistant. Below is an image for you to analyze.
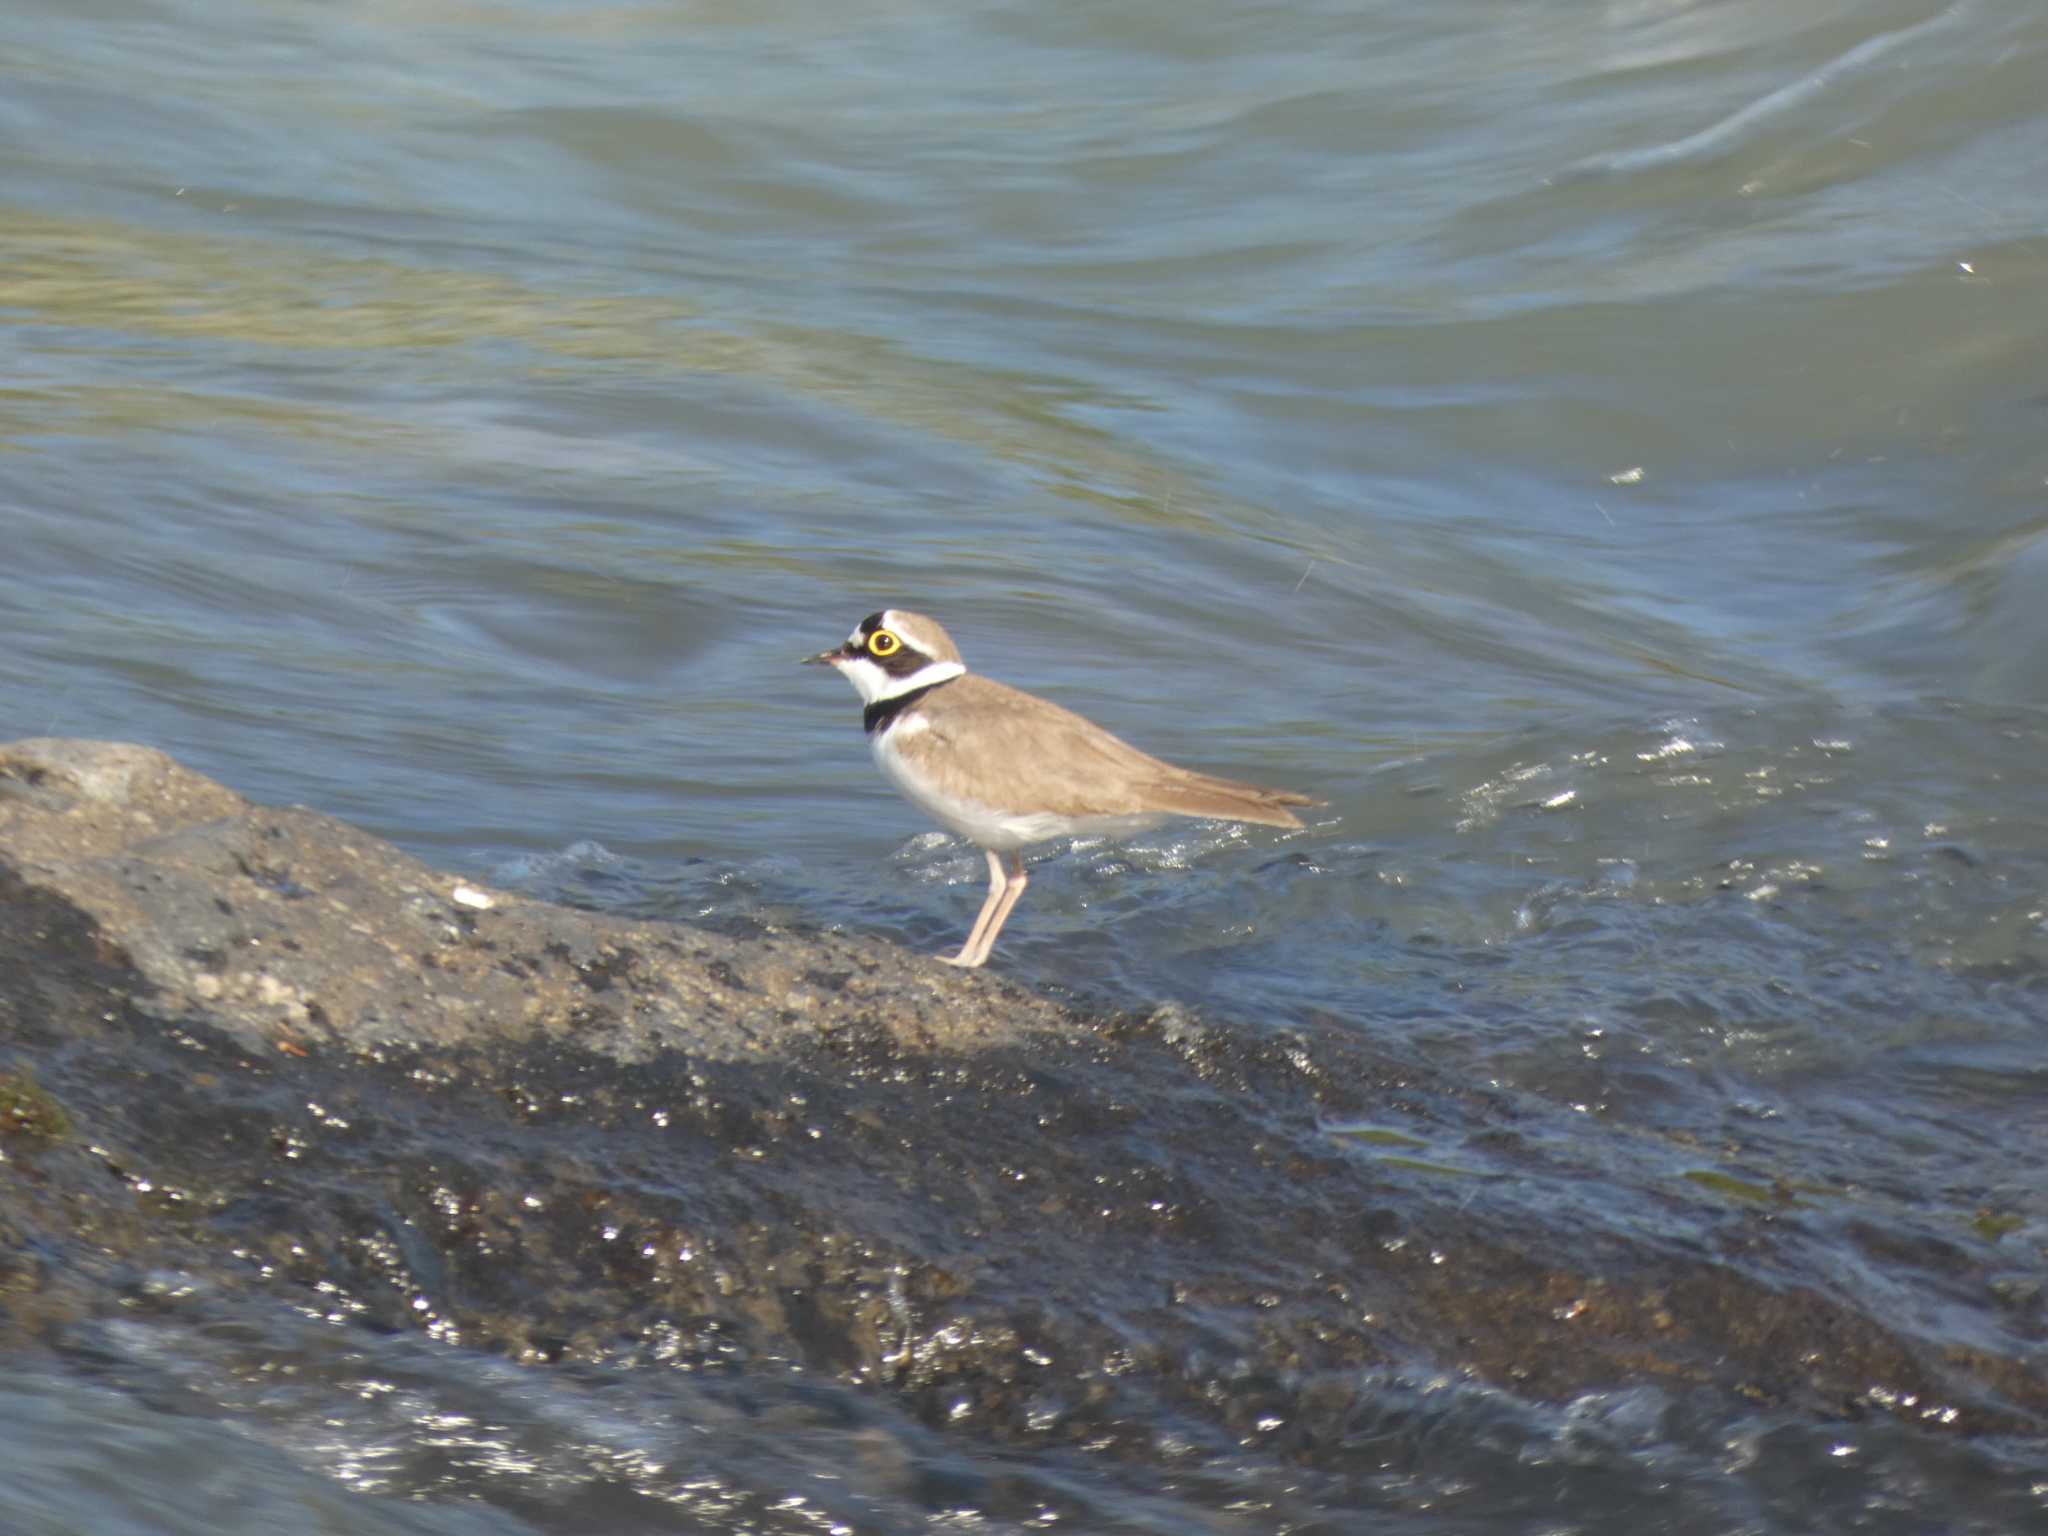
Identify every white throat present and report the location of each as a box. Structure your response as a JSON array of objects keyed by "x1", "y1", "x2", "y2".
[{"x1": 834, "y1": 655, "x2": 965, "y2": 705}]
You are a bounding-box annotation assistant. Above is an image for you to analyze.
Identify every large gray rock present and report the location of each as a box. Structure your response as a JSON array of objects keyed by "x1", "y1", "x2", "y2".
[{"x1": 0, "y1": 737, "x2": 1079, "y2": 1060}]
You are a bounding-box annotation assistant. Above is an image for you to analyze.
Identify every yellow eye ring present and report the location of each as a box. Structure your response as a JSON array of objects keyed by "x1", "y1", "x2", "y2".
[{"x1": 867, "y1": 630, "x2": 902, "y2": 658}]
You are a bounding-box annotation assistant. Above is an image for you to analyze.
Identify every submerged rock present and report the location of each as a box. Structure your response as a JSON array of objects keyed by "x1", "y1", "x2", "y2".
[{"x1": 0, "y1": 738, "x2": 2040, "y2": 1486}]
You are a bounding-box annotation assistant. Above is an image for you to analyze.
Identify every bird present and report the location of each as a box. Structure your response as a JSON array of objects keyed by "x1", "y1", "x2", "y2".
[{"x1": 804, "y1": 608, "x2": 1318, "y2": 968}]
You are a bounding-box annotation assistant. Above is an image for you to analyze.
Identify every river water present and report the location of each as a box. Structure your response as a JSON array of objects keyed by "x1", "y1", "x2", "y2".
[{"x1": 3, "y1": 1, "x2": 2045, "y2": 1530}]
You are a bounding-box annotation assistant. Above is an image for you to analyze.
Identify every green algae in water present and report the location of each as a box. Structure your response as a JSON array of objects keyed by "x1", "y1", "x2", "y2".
[
  {"x1": 1683, "y1": 1169, "x2": 1784, "y2": 1203},
  {"x1": 1378, "y1": 1155, "x2": 1498, "y2": 1179},
  {"x1": 0, "y1": 1067, "x2": 71, "y2": 1142},
  {"x1": 1681, "y1": 1169, "x2": 1834, "y2": 1207},
  {"x1": 1324, "y1": 1123, "x2": 1429, "y2": 1149},
  {"x1": 1325, "y1": 1123, "x2": 1495, "y2": 1178},
  {"x1": 1972, "y1": 1208, "x2": 2024, "y2": 1243}
]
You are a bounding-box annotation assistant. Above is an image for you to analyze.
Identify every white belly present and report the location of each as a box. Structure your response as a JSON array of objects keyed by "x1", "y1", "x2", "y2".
[{"x1": 871, "y1": 722, "x2": 1159, "y2": 851}]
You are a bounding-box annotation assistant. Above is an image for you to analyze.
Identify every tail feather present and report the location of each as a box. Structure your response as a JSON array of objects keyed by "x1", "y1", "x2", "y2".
[{"x1": 1141, "y1": 772, "x2": 1320, "y2": 829}]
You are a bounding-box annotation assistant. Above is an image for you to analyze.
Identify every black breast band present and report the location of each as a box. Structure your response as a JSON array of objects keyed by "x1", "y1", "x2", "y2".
[{"x1": 865, "y1": 679, "x2": 951, "y2": 736}]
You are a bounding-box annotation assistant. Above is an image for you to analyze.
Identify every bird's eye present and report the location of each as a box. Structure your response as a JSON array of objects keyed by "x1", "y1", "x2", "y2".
[{"x1": 867, "y1": 630, "x2": 902, "y2": 658}]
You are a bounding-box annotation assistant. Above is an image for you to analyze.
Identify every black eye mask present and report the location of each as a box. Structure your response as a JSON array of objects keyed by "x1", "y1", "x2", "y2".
[{"x1": 851, "y1": 623, "x2": 930, "y2": 676}]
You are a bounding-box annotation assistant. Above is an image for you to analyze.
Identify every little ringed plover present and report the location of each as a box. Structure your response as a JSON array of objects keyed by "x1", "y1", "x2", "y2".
[{"x1": 805, "y1": 608, "x2": 1317, "y2": 968}]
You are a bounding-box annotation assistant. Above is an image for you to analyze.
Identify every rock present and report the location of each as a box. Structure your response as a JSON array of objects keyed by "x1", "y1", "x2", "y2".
[
  {"x1": 0, "y1": 737, "x2": 1080, "y2": 1060},
  {"x1": 1, "y1": 738, "x2": 2041, "y2": 1476}
]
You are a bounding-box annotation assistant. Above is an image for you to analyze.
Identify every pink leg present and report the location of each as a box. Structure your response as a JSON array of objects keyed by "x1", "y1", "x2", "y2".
[
  {"x1": 942, "y1": 849, "x2": 1010, "y2": 967},
  {"x1": 950, "y1": 850, "x2": 1028, "y2": 969}
]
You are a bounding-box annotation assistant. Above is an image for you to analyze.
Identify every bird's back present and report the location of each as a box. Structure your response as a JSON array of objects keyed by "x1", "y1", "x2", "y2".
[{"x1": 894, "y1": 674, "x2": 1314, "y2": 828}]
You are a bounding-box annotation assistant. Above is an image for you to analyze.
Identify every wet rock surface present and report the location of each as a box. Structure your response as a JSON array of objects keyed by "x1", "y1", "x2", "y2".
[{"x1": 1, "y1": 739, "x2": 2042, "y2": 1502}]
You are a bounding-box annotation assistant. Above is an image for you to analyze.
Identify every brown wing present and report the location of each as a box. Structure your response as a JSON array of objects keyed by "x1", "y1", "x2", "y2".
[{"x1": 912, "y1": 676, "x2": 1318, "y2": 826}]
